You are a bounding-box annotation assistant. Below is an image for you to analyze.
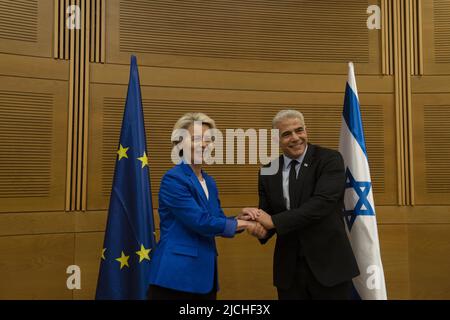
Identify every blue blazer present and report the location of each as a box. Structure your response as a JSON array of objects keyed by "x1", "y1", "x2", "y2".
[{"x1": 148, "y1": 163, "x2": 237, "y2": 294}]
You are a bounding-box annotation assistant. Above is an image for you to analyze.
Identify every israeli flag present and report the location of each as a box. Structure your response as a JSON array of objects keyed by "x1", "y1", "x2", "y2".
[{"x1": 339, "y1": 62, "x2": 387, "y2": 300}]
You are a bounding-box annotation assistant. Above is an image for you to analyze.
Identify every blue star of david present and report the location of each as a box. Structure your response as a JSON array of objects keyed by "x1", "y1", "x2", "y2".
[{"x1": 343, "y1": 168, "x2": 375, "y2": 231}]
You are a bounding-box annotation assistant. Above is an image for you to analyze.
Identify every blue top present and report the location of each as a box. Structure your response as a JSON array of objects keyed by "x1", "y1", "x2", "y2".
[{"x1": 148, "y1": 162, "x2": 237, "y2": 294}]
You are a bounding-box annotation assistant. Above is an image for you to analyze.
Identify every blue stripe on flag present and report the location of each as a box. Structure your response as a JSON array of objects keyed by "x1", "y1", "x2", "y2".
[{"x1": 343, "y1": 83, "x2": 368, "y2": 157}]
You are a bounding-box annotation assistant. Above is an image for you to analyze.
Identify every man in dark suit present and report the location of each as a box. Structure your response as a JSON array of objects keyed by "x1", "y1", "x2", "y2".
[{"x1": 243, "y1": 109, "x2": 359, "y2": 300}]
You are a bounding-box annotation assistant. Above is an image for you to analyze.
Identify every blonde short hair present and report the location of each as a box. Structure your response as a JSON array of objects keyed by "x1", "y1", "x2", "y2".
[
  {"x1": 172, "y1": 112, "x2": 216, "y2": 146},
  {"x1": 272, "y1": 109, "x2": 305, "y2": 128},
  {"x1": 173, "y1": 112, "x2": 216, "y2": 131}
]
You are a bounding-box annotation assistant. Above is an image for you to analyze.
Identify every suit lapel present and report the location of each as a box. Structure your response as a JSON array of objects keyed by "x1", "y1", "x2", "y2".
[
  {"x1": 204, "y1": 174, "x2": 220, "y2": 214},
  {"x1": 270, "y1": 155, "x2": 286, "y2": 211},
  {"x1": 180, "y1": 163, "x2": 209, "y2": 208}
]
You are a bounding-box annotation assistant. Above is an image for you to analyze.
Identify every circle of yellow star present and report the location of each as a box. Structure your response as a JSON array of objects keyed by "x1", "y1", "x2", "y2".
[
  {"x1": 115, "y1": 251, "x2": 130, "y2": 270},
  {"x1": 136, "y1": 244, "x2": 151, "y2": 263},
  {"x1": 117, "y1": 144, "x2": 129, "y2": 161},
  {"x1": 137, "y1": 151, "x2": 148, "y2": 168},
  {"x1": 101, "y1": 248, "x2": 106, "y2": 260}
]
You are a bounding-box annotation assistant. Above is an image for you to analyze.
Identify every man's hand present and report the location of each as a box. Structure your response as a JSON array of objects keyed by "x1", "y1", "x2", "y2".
[
  {"x1": 255, "y1": 209, "x2": 275, "y2": 230},
  {"x1": 237, "y1": 207, "x2": 260, "y2": 221},
  {"x1": 237, "y1": 208, "x2": 275, "y2": 231},
  {"x1": 247, "y1": 222, "x2": 268, "y2": 239}
]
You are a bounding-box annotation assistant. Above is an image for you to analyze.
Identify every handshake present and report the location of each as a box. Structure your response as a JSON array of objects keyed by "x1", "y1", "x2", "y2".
[{"x1": 235, "y1": 208, "x2": 274, "y2": 239}]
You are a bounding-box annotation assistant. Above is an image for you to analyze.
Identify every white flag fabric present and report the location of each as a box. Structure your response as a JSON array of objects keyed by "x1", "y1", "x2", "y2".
[{"x1": 339, "y1": 62, "x2": 387, "y2": 300}]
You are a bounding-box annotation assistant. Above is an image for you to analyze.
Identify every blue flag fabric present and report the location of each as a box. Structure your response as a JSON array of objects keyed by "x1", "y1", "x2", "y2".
[
  {"x1": 339, "y1": 62, "x2": 387, "y2": 300},
  {"x1": 95, "y1": 55, "x2": 156, "y2": 300}
]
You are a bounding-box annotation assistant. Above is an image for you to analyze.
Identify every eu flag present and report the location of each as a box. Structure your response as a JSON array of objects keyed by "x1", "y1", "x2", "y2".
[{"x1": 95, "y1": 55, "x2": 156, "y2": 300}]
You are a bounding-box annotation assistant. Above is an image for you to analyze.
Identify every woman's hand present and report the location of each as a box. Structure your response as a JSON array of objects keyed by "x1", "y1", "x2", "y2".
[
  {"x1": 236, "y1": 219, "x2": 257, "y2": 231},
  {"x1": 237, "y1": 207, "x2": 261, "y2": 221}
]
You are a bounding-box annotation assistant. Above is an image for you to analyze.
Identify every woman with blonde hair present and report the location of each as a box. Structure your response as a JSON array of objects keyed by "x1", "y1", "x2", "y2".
[{"x1": 147, "y1": 112, "x2": 255, "y2": 300}]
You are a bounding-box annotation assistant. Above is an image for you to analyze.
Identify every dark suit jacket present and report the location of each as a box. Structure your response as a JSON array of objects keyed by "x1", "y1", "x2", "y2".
[{"x1": 258, "y1": 144, "x2": 359, "y2": 289}]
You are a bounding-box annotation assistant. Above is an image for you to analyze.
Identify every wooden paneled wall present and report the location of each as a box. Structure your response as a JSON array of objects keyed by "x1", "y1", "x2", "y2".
[{"x1": 0, "y1": 0, "x2": 449, "y2": 300}]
